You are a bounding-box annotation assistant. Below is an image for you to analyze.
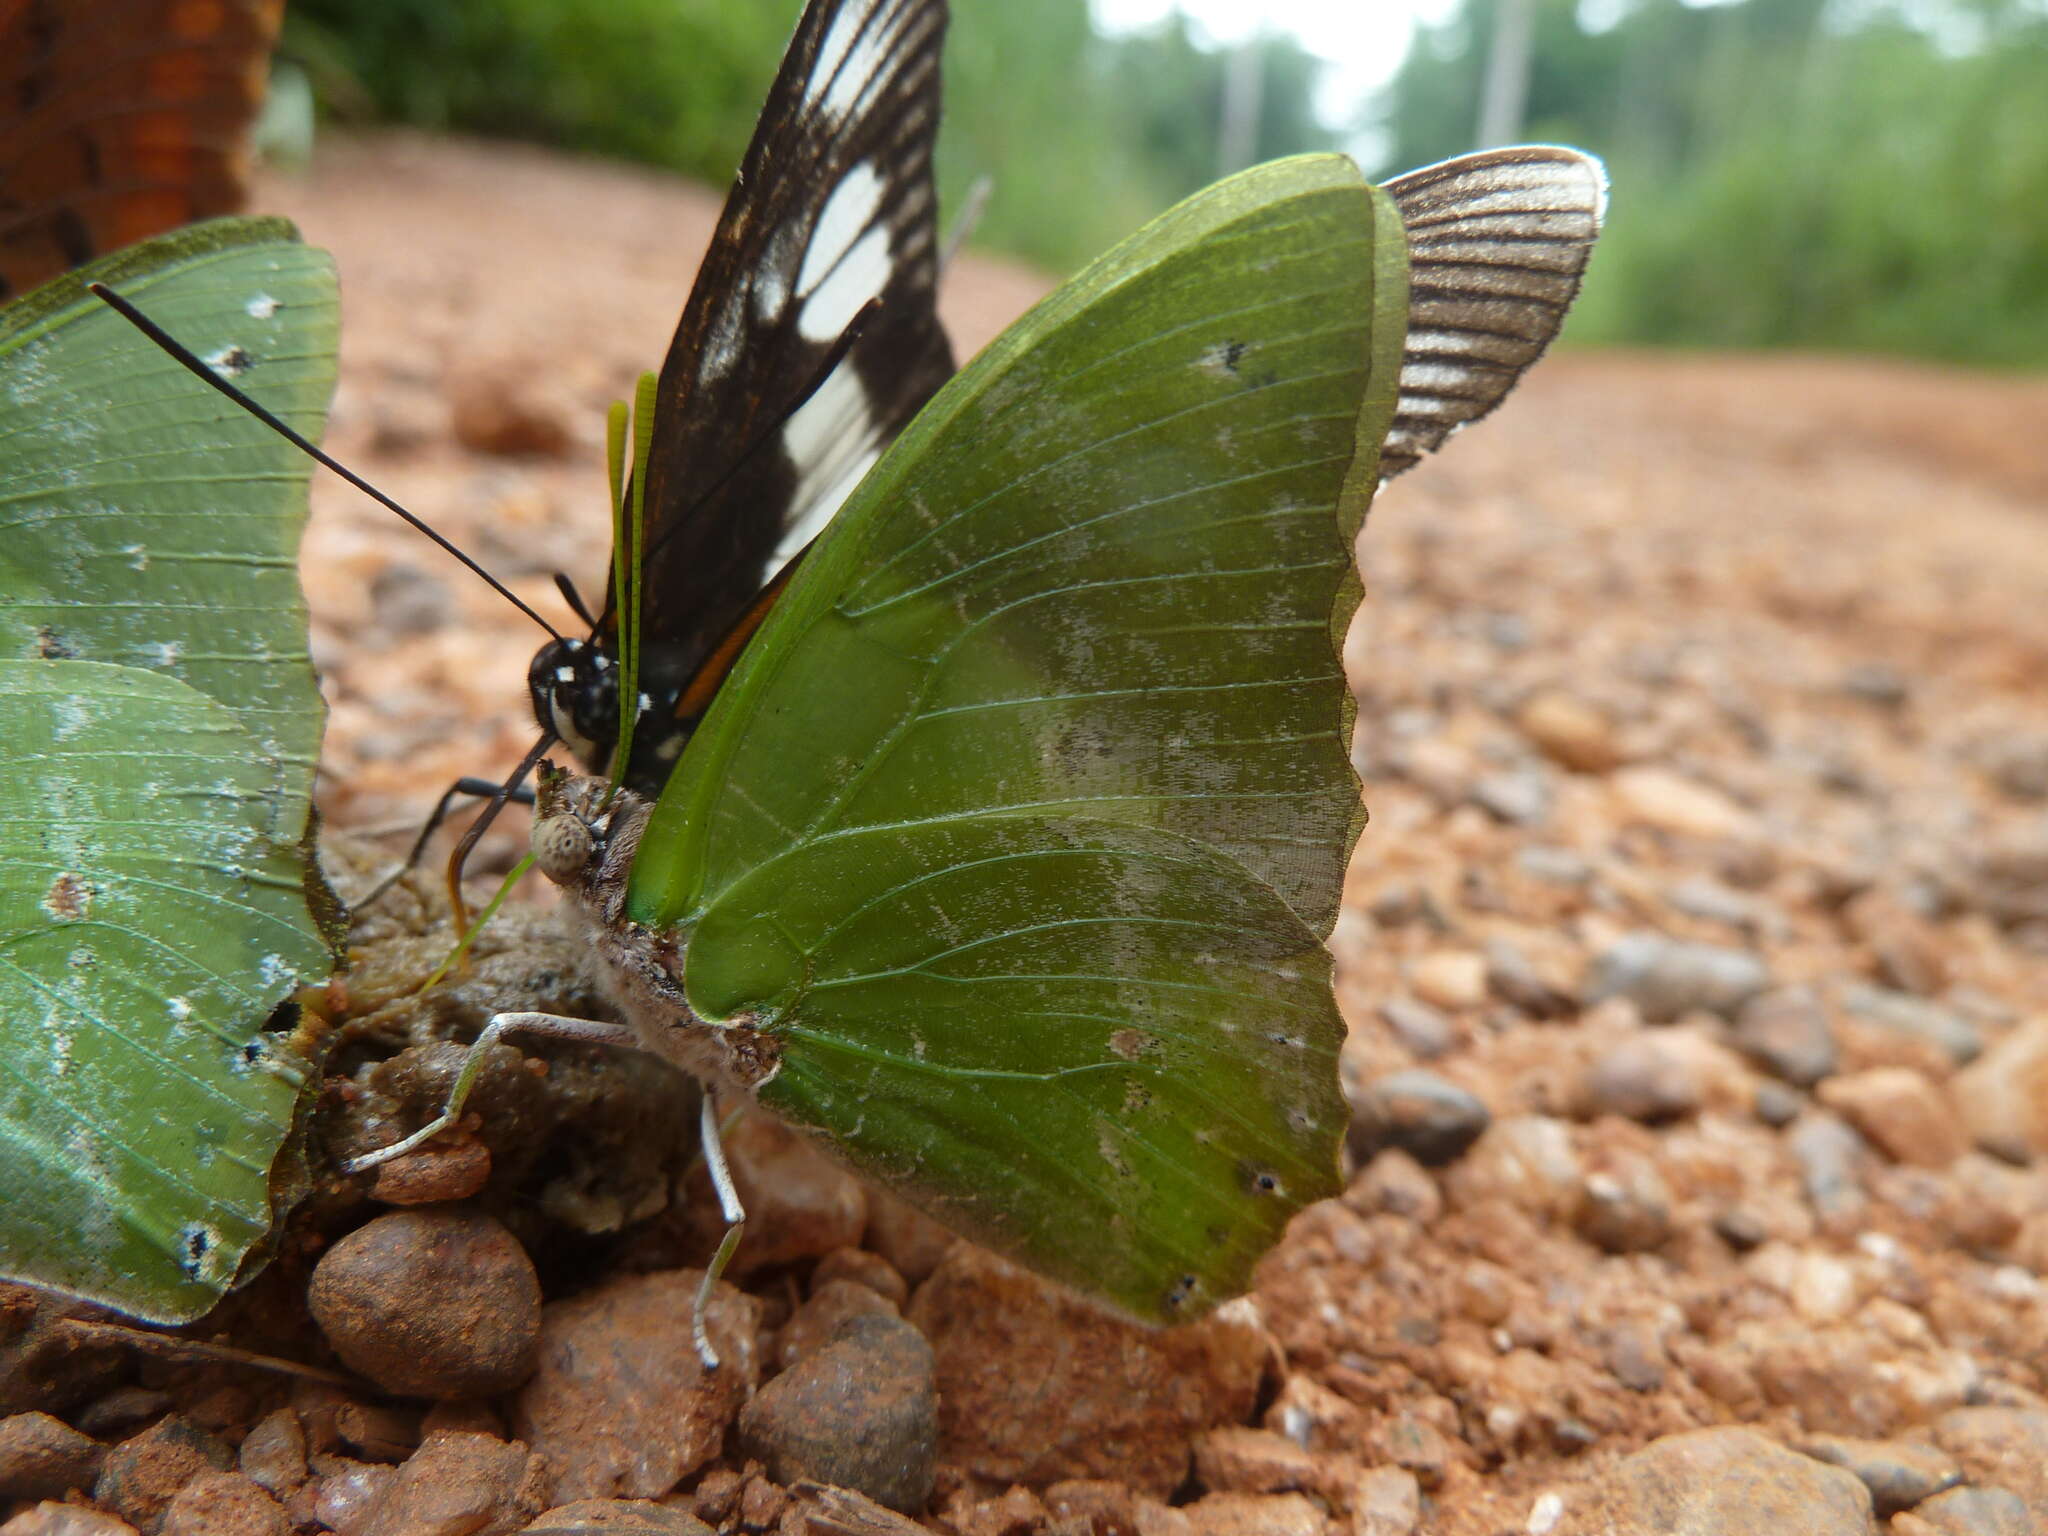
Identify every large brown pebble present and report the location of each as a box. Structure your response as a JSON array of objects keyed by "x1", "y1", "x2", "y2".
[
  {"x1": 309, "y1": 1208, "x2": 541, "y2": 1398},
  {"x1": 358, "y1": 1431, "x2": 546, "y2": 1536},
  {"x1": 0, "y1": 1411, "x2": 102, "y2": 1500},
  {"x1": 94, "y1": 1415, "x2": 232, "y2": 1535},
  {"x1": 512, "y1": 1270, "x2": 758, "y2": 1505},
  {"x1": 906, "y1": 1243, "x2": 1264, "y2": 1498},
  {"x1": 736, "y1": 1312, "x2": 937, "y2": 1514},
  {"x1": 1559, "y1": 1427, "x2": 1874, "y2": 1535},
  {"x1": 518, "y1": 1501, "x2": 712, "y2": 1534},
  {"x1": 159, "y1": 1471, "x2": 289, "y2": 1536}
]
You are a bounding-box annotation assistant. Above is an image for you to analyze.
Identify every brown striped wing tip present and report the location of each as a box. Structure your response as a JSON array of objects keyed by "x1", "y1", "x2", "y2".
[{"x1": 1379, "y1": 145, "x2": 1607, "y2": 480}]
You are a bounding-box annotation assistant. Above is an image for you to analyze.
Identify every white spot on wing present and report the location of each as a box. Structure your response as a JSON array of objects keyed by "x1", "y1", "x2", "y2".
[
  {"x1": 798, "y1": 225, "x2": 889, "y2": 344},
  {"x1": 798, "y1": 163, "x2": 884, "y2": 299},
  {"x1": 773, "y1": 358, "x2": 880, "y2": 569},
  {"x1": 246, "y1": 294, "x2": 278, "y2": 318}
]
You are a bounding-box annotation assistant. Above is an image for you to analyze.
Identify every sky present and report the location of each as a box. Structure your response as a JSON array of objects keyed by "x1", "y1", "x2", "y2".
[{"x1": 1090, "y1": 0, "x2": 1463, "y2": 128}]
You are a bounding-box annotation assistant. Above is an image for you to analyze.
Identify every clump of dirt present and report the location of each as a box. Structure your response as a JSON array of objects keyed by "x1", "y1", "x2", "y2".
[{"x1": 4, "y1": 133, "x2": 2045, "y2": 1536}]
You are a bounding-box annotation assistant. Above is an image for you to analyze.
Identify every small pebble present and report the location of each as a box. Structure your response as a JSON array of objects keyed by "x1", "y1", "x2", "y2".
[
  {"x1": 1471, "y1": 769, "x2": 1552, "y2": 825},
  {"x1": 236, "y1": 1411, "x2": 307, "y2": 1500},
  {"x1": 1665, "y1": 876, "x2": 1766, "y2": 934},
  {"x1": 1379, "y1": 997, "x2": 1455, "y2": 1059},
  {"x1": 1516, "y1": 690, "x2": 1622, "y2": 774},
  {"x1": 1348, "y1": 1071, "x2": 1491, "y2": 1167},
  {"x1": 810, "y1": 1246, "x2": 910, "y2": 1308},
  {"x1": 1611, "y1": 767, "x2": 1759, "y2": 841},
  {"x1": 0, "y1": 1412, "x2": 103, "y2": 1501},
  {"x1": 1788, "y1": 1112, "x2": 1869, "y2": 1224},
  {"x1": 1407, "y1": 949, "x2": 1488, "y2": 1011},
  {"x1": 1346, "y1": 1148, "x2": 1443, "y2": 1224},
  {"x1": 357, "y1": 1431, "x2": 545, "y2": 1536},
  {"x1": 1951, "y1": 1016, "x2": 2048, "y2": 1162},
  {"x1": 1839, "y1": 661, "x2": 1909, "y2": 707},
  {"x1": 1816, "y1": 1068, "x2": 1967, "y2": 1167},
  {"x1": 308, "y1": 1208, "x2": 541, "y2": 1398},
  {"x1": 1581, "y1": 1034, "x2": 1704, "y2": 1123},
  {"x1": 368, "y1": 1139, "x2": 492, "y2": 1206},
  {"x1": 1486, "y1": 939, "x2": 1574, "y2": 1018},
  {"x1": 159, "y1": 1471, "x2": 289, "y2": 1536},
  {"x1": 1979, "y1": 733, "x2": 2048, "y2": 802},
  {"x1": 94, "y1": 1415, "x2": 232, "y2": 1534},
  {"x1": 1517, "y1": 845, "x2": 1592, "y2": 885},
  {"x1": 1191, "y1": 1426, "x2": 1315, "y2": 1496},
  {"x1": 1839, "y1": 984, "x2": 1980, "y2": 1065},
  {"x1": 1733, "y1": 987, "x2": 1839, "y2": 1087},
  {"x1": 1575, "y1": 1156, "x2": 1674, "y2": 1253},
  {"x1": 1585, "y1": 933, "x2": 1769, "y2": 1022},
  {"x1": 735, "y1": 1313, "x2": 938, "y2": 1515},
  {"x1": 1352, "y1": 1466, "x2": 1422, "y2": 1536},
  {"x1": 1797, "y1": 1434, "x2": 1960, "y2": 1515},
  {"x1": 1753, "y1": 1080, "x2": 1804, "y2": 1127}
]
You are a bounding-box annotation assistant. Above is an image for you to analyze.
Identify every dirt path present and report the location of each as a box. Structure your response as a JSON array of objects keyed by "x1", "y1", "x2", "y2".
[{"x1": 224, "y1": 134, "x2": 2048, "y2": 1533}]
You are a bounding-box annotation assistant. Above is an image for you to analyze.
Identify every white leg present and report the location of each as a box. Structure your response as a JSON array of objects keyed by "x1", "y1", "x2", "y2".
[
  {"x1": 692, "y1": 1090, "x2": 747, "y2": 1373},
  {"x1": 342, "y1": 1012, "x2": 639, "y2": 1174}
]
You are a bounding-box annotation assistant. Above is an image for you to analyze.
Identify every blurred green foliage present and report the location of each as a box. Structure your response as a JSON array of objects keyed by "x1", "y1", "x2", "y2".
[
  {"x1": 282, "y1": 0, "x2": 1337, "y2": 272},
  {"x1": 1377, "y1": 0, "x2": 2048, "y2": 366}
]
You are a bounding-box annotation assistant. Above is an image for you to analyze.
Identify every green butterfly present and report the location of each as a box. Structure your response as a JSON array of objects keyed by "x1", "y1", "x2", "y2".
[
  {"x1": 370, "y1": 146, "x2": 1603, "y2": 1346},
  {"x1": 0, "y1": 219, "x2": 342, "y2": 1321}
]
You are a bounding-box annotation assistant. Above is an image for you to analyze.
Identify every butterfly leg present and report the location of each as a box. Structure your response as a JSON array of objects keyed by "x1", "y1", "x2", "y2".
[
  {"x1": 340, "y1": 1011, "x2": 639, "y2": 1173},
  {"x1": 692, "y1": 1090, "x2": 746, "y2": 1372}
]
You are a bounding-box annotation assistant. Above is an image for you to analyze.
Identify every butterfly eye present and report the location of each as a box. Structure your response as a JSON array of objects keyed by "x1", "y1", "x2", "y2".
[{"x1": 532, "y1": 813, "x2": 595, "y2": 884}]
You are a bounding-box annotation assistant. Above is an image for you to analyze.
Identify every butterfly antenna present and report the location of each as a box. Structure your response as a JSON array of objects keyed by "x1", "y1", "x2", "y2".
[
  {"x1": 89, "y1": 281, "x2": 565, "y2": 644},
  {"x1": 604, "y1": 297, "x2": 885, "y2": 626},
  {"x1": 553, "y1": 573, "x2": 599, "y2": 629}
]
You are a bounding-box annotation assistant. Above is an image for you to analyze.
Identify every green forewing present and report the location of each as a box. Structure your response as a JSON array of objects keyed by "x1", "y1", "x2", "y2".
[
  {"x1": 0, "y1": 220, "x2": 340, "y2": 1320},
  {"x1": 634, "y1": 156, "x2": 1408, "y2": 1320}
]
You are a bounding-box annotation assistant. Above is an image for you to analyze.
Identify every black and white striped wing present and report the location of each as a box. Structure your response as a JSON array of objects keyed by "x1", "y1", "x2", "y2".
[
  {"x1": 632, "y1": 0, "x2": 954, "y2": 663},
  {"x1": 1381, "y1": 145, "x2": 1605, "y2": 479}
]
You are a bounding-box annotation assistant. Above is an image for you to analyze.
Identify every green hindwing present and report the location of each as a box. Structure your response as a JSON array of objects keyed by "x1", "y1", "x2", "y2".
[
  {"x1": 631, "y1": 156, "x2": 1408, "y2": 1321},
  {"x1": 0, "y1": 219, "x2": 340, "y2": 1321}
]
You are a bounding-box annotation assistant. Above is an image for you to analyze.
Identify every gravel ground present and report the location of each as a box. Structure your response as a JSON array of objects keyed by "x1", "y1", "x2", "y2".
[{"x1": 3, "y1": 132, "x2": 2046, "y2": 1536}]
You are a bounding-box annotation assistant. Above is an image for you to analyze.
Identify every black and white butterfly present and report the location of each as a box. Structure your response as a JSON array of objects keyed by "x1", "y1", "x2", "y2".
[
  {"x1": 523, "y1": 0, "x2": 1603, "y2": 806},
  {"x1": 528, "y1": 0, "x2": 955, "y2": 794}
]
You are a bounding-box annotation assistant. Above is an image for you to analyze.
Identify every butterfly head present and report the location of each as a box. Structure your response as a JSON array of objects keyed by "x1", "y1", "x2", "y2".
[{"x1": 528, "y1": 636, "x2": 619, "y2": 771}]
